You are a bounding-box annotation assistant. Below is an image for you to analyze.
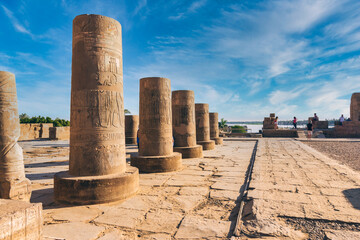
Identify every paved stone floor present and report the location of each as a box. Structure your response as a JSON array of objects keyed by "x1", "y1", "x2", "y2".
[
  {"x1": 20, "y1": 139, "x2": 255, "y2": 240},
  {"x1": 239, "y1": 138, "x2": 360, "y2": 239}
]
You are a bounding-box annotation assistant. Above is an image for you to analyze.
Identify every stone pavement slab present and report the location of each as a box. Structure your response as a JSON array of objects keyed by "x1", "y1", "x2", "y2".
[
  {"x1": 239, "y1": 138, "x2": 360, "y2": 239},
  {"x1": 22, "y1": 139, "x2": 255, "y2": 239}
]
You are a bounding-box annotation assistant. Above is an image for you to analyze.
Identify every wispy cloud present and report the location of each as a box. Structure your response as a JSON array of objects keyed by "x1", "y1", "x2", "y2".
[
  {"x1": 1, "y1": 4, "x2": 33, "y2": 37},
  {"x1": 169, "y1": 0, "x2": 207, "y2": 20}
]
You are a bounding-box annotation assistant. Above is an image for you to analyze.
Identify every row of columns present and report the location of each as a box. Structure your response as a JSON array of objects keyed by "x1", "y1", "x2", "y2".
[{"x1": 0, "y1": 14, "x2": 223, "y2": 206}]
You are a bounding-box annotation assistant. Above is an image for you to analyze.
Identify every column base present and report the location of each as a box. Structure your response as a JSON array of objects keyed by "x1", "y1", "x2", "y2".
[
  {"x1": 54, "y1": 166, "x2": 139, "y2": 205},
  {"x1": 130, "y1": 152, "x2": 182, "y2": 173},
  {"x1": 0, "y1": 178, "x2": 32, "y2": 202},
  {"x1": 174, "y1": 145, "x2": 203, "y2": 159},
  {"x1": 126, "y1": 137, "x2": 137, "y2": 145},
  {"x1": 197, "y1": 140, "x2": 215, "y2": 150},
  {"x1": 211, "y1": 137, "x2": 223, "y2": 145}
]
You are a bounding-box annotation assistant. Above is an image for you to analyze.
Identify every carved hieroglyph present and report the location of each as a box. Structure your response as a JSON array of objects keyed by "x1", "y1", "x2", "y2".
[
  {"x1": 172, "y1": 90, "x2": 197, "y2": 147},
  {"x1": 210, "y1": 112, "x2": 223, "y2": 145},
  {"x1": 209, "y1": 112, "x2": 220, "y2": 139},
  {"x1": 139, "y1": 77, "x2": 173, "y2": 156},
  {"x1": 195, "y1": 104, "x2": 211, "y2": 142},
  {"x1": 70, "y1": 14, "x2": 125, "y2": 176},
  {"x1": 0, "y1": 71, "x2": 31, "y2": 201},
  {"x1": 125, "y1": 115, "x2": 139, "y2": 144},
  {"x1": 131, "y1": 77, "x2": 182, "y2": 172},
  {"x1": 350, "y1": 93, "x2": 360, "y2": 121},
  {"x1": 195, "y1": 103, "x2": 215, "y2": 150},
  {"x1": 54, "y1": 14, "x2": 139, "y2": 205}
]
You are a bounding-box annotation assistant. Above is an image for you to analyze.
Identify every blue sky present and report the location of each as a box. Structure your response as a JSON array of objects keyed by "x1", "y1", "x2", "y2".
[{"x1": 1, "y1": 0, "x2": 360, "y2": 121}]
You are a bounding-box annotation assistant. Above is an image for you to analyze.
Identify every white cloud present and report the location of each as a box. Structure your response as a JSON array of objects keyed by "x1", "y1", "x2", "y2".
[
  {"x1": 1, "y1": 5, "x2": 33, "y2": 37},
  {"x1": 169, "y1": 0, "x2": 207, "y2": 20}
]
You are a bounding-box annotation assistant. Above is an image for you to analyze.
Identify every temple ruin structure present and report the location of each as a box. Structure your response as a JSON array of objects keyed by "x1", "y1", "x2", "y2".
[
  {"x1": 172, "y1": 90, "x2": 203, "y2": 158},
  {"x1": 195, "y1": 103, "x2": 215, "y2": 150},
  {"x1": 54, "y1": 14, "x2": 139, "y2": 204},
  {"x1": 125, "y1": 115, "x2": 139, "y2": 144},
  {"x1": 0, "y1": 71, "x2": 31, "y2": 201},
  {"x1": 131, "y1": 77, "x2": 182, "y2": 172},
  {"x1": 210, "y1": 112, "x2": 223, "y2": 145}
]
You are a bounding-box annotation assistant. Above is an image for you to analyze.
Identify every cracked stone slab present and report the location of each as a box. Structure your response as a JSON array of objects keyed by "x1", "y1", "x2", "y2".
[
  {"x1": 324, "y1": 229, "x2": 360, "y2": 240},
  {"x1": 136, "y1": 209, "x2": 184, "y2": 234},
  {"x1": 47, "y1": 206, "x2": 101, "y2": 223},
  {"x1": 93, "y1": 207, "x2": 146, "y2": 228},
  {"x1": 175, "y1": 215, "x2": 231, "y2": 239},
  {"x1": 43, "y1": 222, "x2": 105, "y2": 240}
]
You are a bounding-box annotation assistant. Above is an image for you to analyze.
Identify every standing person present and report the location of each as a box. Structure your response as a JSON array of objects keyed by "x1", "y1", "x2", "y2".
[
  {"x1": 293, "y1": 117, "x2": 297, "y2": 129},
  {"x1": 307, "y1": 119, "x2": 313, "y2": 139},
  {"x1": 339, "y1": 114, "x2": 345, "y2": 126},
  {"x1": 274, "y1": 116, "x2": 278, "y2": 129}
]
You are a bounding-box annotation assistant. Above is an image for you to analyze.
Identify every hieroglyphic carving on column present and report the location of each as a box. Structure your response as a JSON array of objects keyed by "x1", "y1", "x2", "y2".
[
  {"x1": 172, "y1": 90, "x2": 197, "y2": 147},
  {"x1": 210, "y1": 112, "x2": 220, "y2": 138},
  {"x1": 139, "y1": 77, "x2": 173, "y2": 156},
  {"x1": 0, "y1": 71, "x2": 31, "y2": 201},
  {"x1": 195, "y1": 104, "x2": 210, "y2": 142},
  {"x1": 70, "y1": 14, "x2": 125, "y2": 176}
]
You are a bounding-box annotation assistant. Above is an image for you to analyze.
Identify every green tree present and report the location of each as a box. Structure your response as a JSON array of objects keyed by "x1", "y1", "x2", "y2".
[
  {"x1": 219, "y1": 118, "x2": 228, "y2": 129},
  {"x1": 125, "y1": 109, "x2": 131, "y2": 114}
]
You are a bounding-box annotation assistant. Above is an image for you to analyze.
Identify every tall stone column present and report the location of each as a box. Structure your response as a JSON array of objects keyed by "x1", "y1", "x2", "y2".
[
  {"x1": 54, "y1": 14, "x2": 139, "y2": 205},
  {"x1": 0, "y1": 71, "x2": 31, "y2": 201},
  {"x1": 350, "y1": 93, "x2": 360, "y2": 121},
  {"x1": 125, "y1": 115, "x2": 139, "y2": 144},
  {"x1": 195, "y1": 104, "x2": 215, "y2": 150},
  {"x1": 210, "y1": 112, "x2": 223, "y2": 145},
  {"x1": 172, "y1": 90, "x2": 203, "y2": 158},
  {"x1": 131, "y1": 77, "x2": 182, "y2": 172}
]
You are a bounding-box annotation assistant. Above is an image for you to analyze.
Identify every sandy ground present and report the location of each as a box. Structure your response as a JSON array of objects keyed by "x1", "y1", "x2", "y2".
[{"x1": 303, "y1": 141, "x2": 360, "y2": 171}]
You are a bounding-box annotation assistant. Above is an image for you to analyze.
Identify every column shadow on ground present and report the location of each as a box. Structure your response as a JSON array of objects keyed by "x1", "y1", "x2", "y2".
[
  {"x1": 25, "y1": 160, "x2": 69, "y2": 168},
  {"x1": 343, "y1": 188, "x2": 360, "y2": 210}
]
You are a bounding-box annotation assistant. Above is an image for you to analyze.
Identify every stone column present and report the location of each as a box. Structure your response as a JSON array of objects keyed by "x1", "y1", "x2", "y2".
[
  {"x1": 172, "y1": 90, "x2": 203, "y2": 158},
  {"x1": 54, "y1": 14, "x2": 139, "y2": 205},
  {"x1": 131, "y1": 77, "x2": 182, "y2": 172},
  {"x1": 195, "y1": 103, "x2": 215, "y2": 150},
  {"x1": 210, "y1": 112, "x2": 223, "y2": 145},
  {"x1": 125, "y1": 115, "x2": 139, "y2": 144},
  {"x1": 0, "y1": 71, "x2": 31, "y2": 201},
  {"x1": 350, "y1": 93, "x2": 360, "y2": 121}
]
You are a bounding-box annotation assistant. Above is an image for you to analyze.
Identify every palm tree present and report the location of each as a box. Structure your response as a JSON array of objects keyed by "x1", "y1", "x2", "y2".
[
  {"x1": 124, "y1": 109, "x2": 131, "y2": 114},
  {"x1": 219, "y1": 118, "x2": 227, "y2": 129}
]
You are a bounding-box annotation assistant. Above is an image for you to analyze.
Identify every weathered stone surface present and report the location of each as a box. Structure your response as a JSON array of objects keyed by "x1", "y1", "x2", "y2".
[
  {"x1": 350, "y1": 92, "x2": 360, "y2": 121},
  {"x1": 49, "y1": 126, "x2": 69, "y2": 140},
  {"x1": 131, "y1": 77, "x2": 182, "y2": 172},
  {"x1": 43, "y1": 222, "x2": 105, "y2": 240},
  {"x1": 49, "y1": 206, "x2": 101, "y2": 222},
  {"x1": 0, "y1": 71, "x2": 31, "y2": 201},
  {"x1": 97, "y1": 229, "x2": 137, "y2": 240},
  {"x1": 54, "y1": 14, "x2": 139, "y2": 204},
  {"x1": 195, "y1": 103, "x2": 215, "y2": 150},
  {"x1": 94, "y1": 207, "x2": 145, "y2": 228},
  {"x1": 210, "y1": 112, "x2": 223, "y2": 145},
  {"x1": 125, "y1": 115, "x2": 139, "y2": 144},
  {"x1": 69, "y1": 14, "x2": 125, "y2": 176},
  {"x1": 54, "y1": 166, "x2": 139, "y2": 205},
  {"x1": 172, "y1": 90, "x2": 203, "y2": 158},
  {"x1": 175, "y1": 215, "x2": 231, "y2": 238},
  {"x1": 0, "y1": 199, "x2": 42, "y2": 240},
  {"x1": 210, "y1": 189, "x2": 240, "y2": 201},
  {"x1": 324, "y1": 229, "x2": 360, "y2": 240},
  {"x1": 136, "y1": 209, "x2": 183, "y2": 234}
]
